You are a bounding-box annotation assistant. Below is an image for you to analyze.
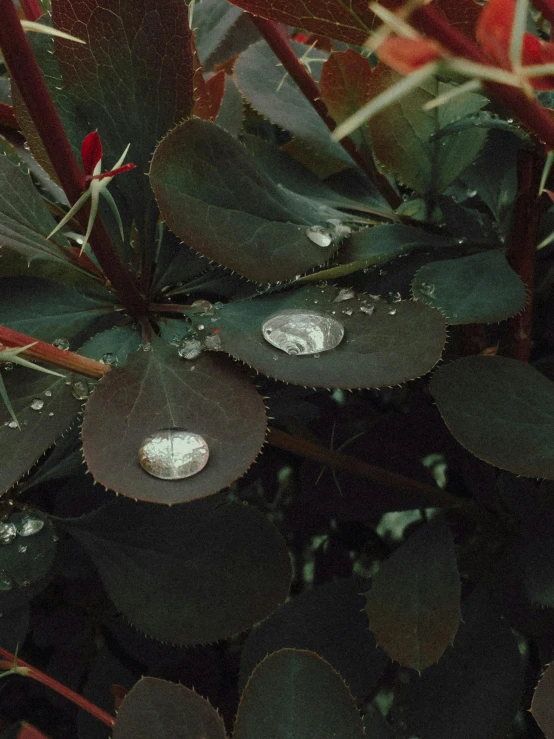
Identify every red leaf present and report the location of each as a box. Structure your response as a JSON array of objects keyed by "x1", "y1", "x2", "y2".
[
  {"x1": 522, "y1": 34, "x2": 554, "y2": 89},
  {"x1": 320, "y1": 49, "x2": 374, "y2": 123},
  {"x1": 376, "y1": 37, "x2": 445, "y2": 74},
  {"x1": 193, "y1": 70, "x2": 226, "y2": 122},
  {"x1": 81, "y1": 131, "x2": 102, "y2": 177},
  {"x1": 18, "y1": 723, "x2": 50, "y2": 739},
  {"x1": 0, "y1": 103, "x2": 18, "y2": 130},
  {"x1": 476, "y1": 0, "x2": 514, "y2": 68}
]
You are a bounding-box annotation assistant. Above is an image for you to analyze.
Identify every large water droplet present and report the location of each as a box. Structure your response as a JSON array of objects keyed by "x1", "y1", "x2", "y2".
[
  {"x1": 0, "y1": 575, "x2": 12, "y2": 592},
  {"x1": 138, "y1": 429, "x2": 209, "y2": 480},
  {"x1": 178, "y1": 338, "x2": 203, "y2": 360},
  {"x1": 13, "y1": 513, "x2": 45, "y2": 537},
  {"x1": 71, "y1": 381, "x2": 89, "y2": 400},
  {"x1": 306, "y1": 225, "x2": 333, "y2": 247},
  {"x1": 30, "y1": 399, "x2": 44, "y2": 411},
  {"x1": 262, "y1": 310, "x2": 344, "y2": 356},
  {"x1": 0, "y1": 522, "x2": 16, "y2": 546},
  {"x1": 53, "y1": 338, "x2": 69, "y2": 351},
  {"x1": 100, "y1": 353, "x2": 118, "y2": 367}
]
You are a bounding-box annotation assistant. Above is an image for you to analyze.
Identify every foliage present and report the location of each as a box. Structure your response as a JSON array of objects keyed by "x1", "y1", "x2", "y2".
[{"x1": 1, "y1": 0, "x2": 554, "y2": 736}]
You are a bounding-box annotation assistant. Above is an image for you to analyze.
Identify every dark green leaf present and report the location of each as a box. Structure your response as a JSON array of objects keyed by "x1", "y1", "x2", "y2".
[
  {"x1": 412, "y1": 251, "x2": 526, "y2": 324},
  {"x1": 343, "y1": 223, "x2": 457, "y2": 266},
  {"x1": 367, "y1": 66, "x2": 487, "y2": 195},
  {"x1": 113, "y1": 677, "x2": 227, "y2": 739},
  {"x1": 240, "y1": 578, "x2": 389, "y2": 699},
  {"x1": 149, "y1": 119, "x2": 349, "y2": 282},
  {"x1": 61, "y1": 497, "x2": 291, "y2": 644},
  {"x1": 394, "y1": 585, "x2": 524, "y2": 739},
  {"x1": 193, "y1": 0, "x2": 243, "y2": 65},
  {"x1": 531, "y1": 663, "x2": 554, "y2": 739},
  {"x1": 0, "y1": 278, "x2": 117, "y2": 344},
  {"x1": 77, "y1": 326, "x2": 141, "y2": 366},
  {"x1": 215, "y1": 76, "x2": 244, "y2": 137},
  {"x1": 430, "y1": 356, "x2": 554, "y2": 478},
  {"x1": 215, "y1": 285, "x2": 446, "y2": 388},
  {"x1": 234, "y1": 41, "x2": 352, "y2": 168},
  {"x1": 233, "y1": 649, "x2": 365, "y2": 739},
  {"x1": 82, "y1": 341, "x2": 267, "y2": 503},
  {"x1": 0, "y1": 368, "x2": 80, "y2": 493},
  {"x1": 365, "y1": 519, "x2": 461, "y2": 671}
]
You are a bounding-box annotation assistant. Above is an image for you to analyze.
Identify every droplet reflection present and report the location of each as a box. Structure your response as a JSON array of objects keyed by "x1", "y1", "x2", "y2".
[
  {"x1": 138, "y1": 429, "x2": 209, "y2": 480},
  {"x1": 262, "y1": 309, "x2": 344, "y2": 356}
]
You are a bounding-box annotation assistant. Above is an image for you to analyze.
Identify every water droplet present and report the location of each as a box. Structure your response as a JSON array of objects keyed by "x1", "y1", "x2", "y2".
[
  {"x1": 71, "y1": 381, "x2": 89, "y2": 400},
  {"x1": 379, "y1": 269, "x2": 388, "y2": 276},
  {"x1": 0, "y1": 576, "x2": 12, "y2": 591},
  {"x1": 419, "y1": 281, "x2": 436, "y2": 298},
  {"x1": 313, "y1": 353, "x2": 320, "y2": 358},
  {"x1": 0, "y1": 522, "x2": 16, "y2": 546},
  {"x1": 7, "y1": 420, "x2": 18, "y2": 429},
  {"x1": 138, "y1": 429, "x2": 209, "y2": 480},
  {"x1": 191, "y1": 299, "x2": 213, "y2": 314},
  {"x1": 48, "y1": 412, "x2": 54, "y2": 417},
  {"x1": 326, "y1": 219, "x2": 352, "y2": 239},
  {"x1": 388, "y1": 308, "x2": 397, "y2": 316},
  {"x1": 262, "y1": 310, "x2": 344, "y2": 356},
  {"x1": 387, "y1": 292, "x2": 402, "y2": 303},
  {"x1": 466, "y1": 189, "x2": 477, "y2": 198},
  {"x1": 306, "y1": 225, "x2": 333, "y2": 247},
  {"x1": 368, "y1": 294, "x2": 381, "y2": 301},
  {"x1": 17, "y1": 544, "x2": 27, "y2": 554},
  {"x1": 53, "y1": 338, "x2": 69, "y2": 351},
  {"x1": 178, "y1": 338, "x2": 203, "y2": 360},
  {"x1": 197, "y1": 324, "x2": 205, "y2": 331},
  {"x1": 30, "y1": 399, "x2": 44, "y2": 411},
  {"x1": 360, "y1": 304, "x2": 375, "y2": 315},
  {"x1": 3, "y1": 362, "x2": 13, "y2": 371},
  {"x1": 333, "y1": 288, "x2": 356, "y2": 303},
  {"x1": 343, "y1": 309, "x2": 353, "y2": 316},
  {"x1": 100, "y1": 353, "x2": 118, "y2": 367},
  {"x1": 204, "y1": 334, "x2": 222, "y2": 351},
  {"x1": 14, "y1": 513, "x2": 44, "y2": 537},
  {"x1": 140, "y1": 343, "x2": 153, "y2": 352},
  {"x1": 44, "y1": 390, "x2": 52, "y2": 397}
]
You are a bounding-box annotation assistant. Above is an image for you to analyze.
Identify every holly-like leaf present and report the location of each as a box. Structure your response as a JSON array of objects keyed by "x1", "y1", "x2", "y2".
[
  {"x1": 0, "y1": 368, "x2": 80, "y2": 493},
  {"x1": 193, "y1": 70, "x2": 226, "y2": 122},
  {"x1": 193, "y1": 0, "x2": 243, "y2": 66},
  {"x1": 366, "y1": 66, "x2": 487, "y2": 195},
  {"x1": 82, "y1": 342, "x2": 267, "y2": 504},
  {"x1": 412, "y1": 251, "x2": 527, "y2": 324},
  {"x1": 113, "y1": 677, "x2": 227, "y2": 739},
  {"x1": 0, "y1": 278, "x2": 117, "y2": 344},
  {"x1": 531, "y1": 663, "x2": 554, "y2": 739},
  {"x1": 240, "y1": 578, "x2": 389, "y2": 700},
  {"x1": 149, "y1": 119, "x2": 351, "y2": 282},
  {"x1": 214, "y1": 285, "x2": 446, "y2": 388},
  {"x1": 233, "y1": 649, "x2": 365, "y2": 739},
  {"x1": 61, "y1": 497, "x2": 292, "y2": 644},
  {"x1": 77, "y1": 325, "x2": 141, "y2": 366},
  {"x1": 365, "y1": 518, "x2": 461, "y2": 671},
  {"x1": 430, "y1": 356, "x2": 554, "y2": 479},
  {"x1": 226, "y1": 0, "x2": 480, "y2": 46},
  {"x1": 394, "y1": 585, "x2": 524, "y2": 739},
  {"x1": 234, "y1": 41, "x2": 352, "y2": 168}
]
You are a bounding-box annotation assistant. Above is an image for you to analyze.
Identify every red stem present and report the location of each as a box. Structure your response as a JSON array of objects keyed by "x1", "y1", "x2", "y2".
[
  {"x1": 412, "y1": 5, "x2": 554, "y2": 149},
  {"x1": 507, "y1": 149, "x2": 546, "y2": 361},
  {"x1": 0, "y1": 325, "x2": 108, "y2": 379},
  {"x1": 19, "y1": 0, "x2": 42, "y2": 21},
  {"x1": 249, "y1": 15, "x2": 401, "y2": 209},
  {"x1": 0, "y1": 0, "x2": 148, "y2": 318},
  {"x1": 0, "y1": 648, "x2": 115, "y2": 728}
]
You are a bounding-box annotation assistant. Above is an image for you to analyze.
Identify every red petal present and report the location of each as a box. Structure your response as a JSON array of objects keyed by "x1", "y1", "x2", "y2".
[
  {"x1": 376, "y1": 37, "x2": 444, "y2": 74},
  {"x1": 81, "y1": 131, "x2": 102, "y2": 177},
  {"x1": 523, "y1": 34, "x2": 554, "y2": 89},
  {"x1": 88, "y1": 162, "x2": 135, "y2": 181},
  {"x1": 476, "y1": 0, "x2": 514, "y2": 68}
]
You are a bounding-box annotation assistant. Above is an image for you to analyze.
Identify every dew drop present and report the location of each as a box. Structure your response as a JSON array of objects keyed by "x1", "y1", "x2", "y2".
[
  {"x1": 17, "y1": 544, "x2": 28, "y2": 554},
  {"x1": 7, "y1": 420, "x2": 18, "y2": 429},
  {"x1": 262, "y1": 309, "x2": 344, "y2": 356},
  {"x1": 3, "y1": 362, "x2": 13, "y2": 371},
  {"x1": 13, "y1": 513, "x2": 45, "y2": 537},
  {"x1": 100, "y1": 353, "x2": 118, "y2": 367},
  {"x1": 53, "y1": 338, "x2": 69, "y2": 351},
  {"x1": 360, "y1": 304, "x2": 375, "y2": 315},
  {"x1": 306, "y1": 225, "x2": 333, "y2": 247},
  {"x1": 326, "y1": 219, "x2": 352, "y2": 239},
  {"x1": 342, "y1": 309, "x2": 353, "y2": 316},
  {"x1": 0, "y1": 522, "x2": 16, "y2": 546},
  {"x1": 178, "y1": 338, "x2": 203, "y2": 360},
  {"x1": 466, "y1": 189, "x2": 477, "y2": 198},
  {"x1": 197, "y1": 324, "x2": 205, "y2": 331},
  {"x1": 333, "y1": 288, "x2": 356, "y2": 303},
  {"x1": 387, "y1": 291, "x2": 402, "y2": 304},
  {"x1": 388, "y1": 308, "x2": 397, "y2": 316},
  {"x1": 30, "y1": 399, "x2": 44, "y2": 411},
  {"x1": 138, "y1": 429, "x2": 209, "y2": 480},
  {"x1": 191, "y1": 299, "x2": 213, "y2": 313},
  {"x1": 419, "y1": 281, "x2": 436, "y2": 298},
  {"x1": 204, "y1": 334, "x2": 222, "y2": 351},
  {"x1": 44, "y1": 390, "x2": 52, "y2": 397},
  {"x1": 71, "y1": 381, "x2": 89, "y2": 400},
  {"x1": 0, "y1": 575, "x2": 12, "y2": 592}
]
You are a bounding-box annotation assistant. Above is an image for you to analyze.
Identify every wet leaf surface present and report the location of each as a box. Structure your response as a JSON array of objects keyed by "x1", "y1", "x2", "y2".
[
  {"x1": 430, "y1": 356, "x2": 554, "y2": 478},
  {"x1": 365, "y1": 518, "x2": 461, "y2": 671},
  {"x1": 82, "y1": 341, "x2": 267, "y2": 503},
  {"x1": 531, "y1": 662, "x2": 554, "y2": 739},
  {"x1": 149, "y1": 119, "x2": 347, "y2": 282},
  {"x1": 61, "y1": 496, "x2": 291, "y2": 644},
  {"x1": 215, "y1": 285, "x2": 446, "y2": 388}
]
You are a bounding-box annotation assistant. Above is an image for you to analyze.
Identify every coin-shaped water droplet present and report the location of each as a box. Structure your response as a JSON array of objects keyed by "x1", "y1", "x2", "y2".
[
  {"x1": 178, "y1": 338, "x2": 203, "y2": 360},
  {"x1": 71, "y1": 381, "x2": 89, "y2": 400},
  {"x1": 100, "y1": 353, "x2": 118, "y2": 366},
  {"x1": 53, "y1": 338, "x2": 70, "y2": 351},
  {"x1": 306, "y1": 225, "x2": 333, "y2": 247},
  {"x1": 262, "y1": 310, "x2": 344, "y2": 356},
  {"x1": 13, "y1": 513, "x2": 45, "y2": 537},
  {"x1": 138, "y1": 429, "x2": 209, "y2": 480},
  {"x1": 0, "y1": 522, "x2": 16, "y2": 546},
  {"x1": 30, "y1": 398, "x2": 44, "y2": 411}
]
